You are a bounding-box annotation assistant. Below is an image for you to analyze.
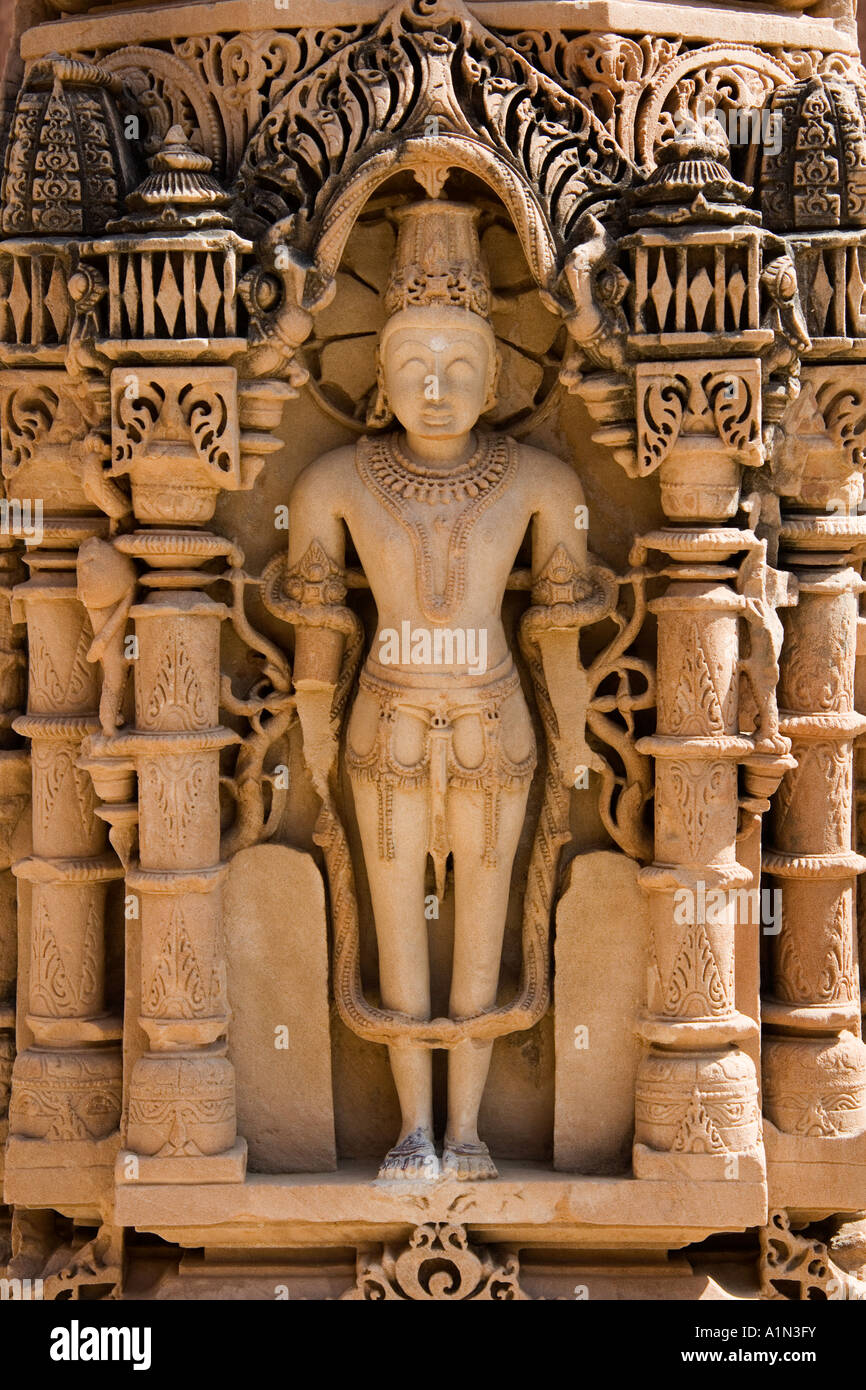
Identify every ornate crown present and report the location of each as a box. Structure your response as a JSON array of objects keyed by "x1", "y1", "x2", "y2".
[{"x1": 384, "y1": 199, "x2": 492, "y2": 320}]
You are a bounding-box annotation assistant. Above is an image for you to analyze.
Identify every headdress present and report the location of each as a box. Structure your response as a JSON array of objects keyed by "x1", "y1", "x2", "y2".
[
  {"x1": 368, "y1": 198, "x2": 498, "y2": 426},
  {"x1": 384, "y1": 199, "x2": 492, "y2": 322}
]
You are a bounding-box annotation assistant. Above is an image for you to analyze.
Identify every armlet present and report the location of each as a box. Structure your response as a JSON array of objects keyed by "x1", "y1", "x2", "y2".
[
  {"x1": 530, "y1": 544, "x2": 617, "y2": 627},
  {"x1": 263, "y1": 541, "x2": 347, "y2": 627}
]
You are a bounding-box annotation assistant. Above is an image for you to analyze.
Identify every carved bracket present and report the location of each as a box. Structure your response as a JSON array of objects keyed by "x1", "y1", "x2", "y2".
[
  {"x1": 341, "y1": 1223, "x2": 528, "y2": 1301},
  {"x1": 759, "y1": 1210, "x2": 866, "y2": 1300}
]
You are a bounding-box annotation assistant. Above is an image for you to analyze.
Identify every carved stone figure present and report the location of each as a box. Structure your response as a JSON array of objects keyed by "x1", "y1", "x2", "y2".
[
  {"x1": 269, "y1": 195, "x2": 608, "y2": 1179},
  {"x1": 3, "y1": 0, "x2": 866, "y2": 1309}
]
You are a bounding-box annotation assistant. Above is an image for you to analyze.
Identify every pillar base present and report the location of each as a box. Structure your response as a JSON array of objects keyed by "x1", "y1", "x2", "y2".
[
  {"x1": 4, "y1": 1132, "x2": 119, "y2": 1206},
  {"x1": 116, "y1": 1137, "x2": 247, "y2": 1186},
  {"x1": 765, "y1": 1118, "x2": 866, "y2": 1215},
  {"x1": 633, "y1": 1142, "x2": 766, "y2": 1183}
]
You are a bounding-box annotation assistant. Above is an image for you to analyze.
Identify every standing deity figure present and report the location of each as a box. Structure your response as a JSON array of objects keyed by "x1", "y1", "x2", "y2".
[{"x1": 275, "y1": 197, "x2": 604, "y2": 1180}]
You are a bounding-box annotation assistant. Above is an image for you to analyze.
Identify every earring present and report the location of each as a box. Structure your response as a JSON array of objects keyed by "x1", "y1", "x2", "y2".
[
  {"x1": 482, "y1": 348, "x2": 502, "y2": 416},
  {"x1": 366, "y1": 355, "x2": 393, "y2": 428}
]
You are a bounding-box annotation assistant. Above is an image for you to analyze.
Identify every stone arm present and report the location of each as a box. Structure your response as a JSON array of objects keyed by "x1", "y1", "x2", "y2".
[
  {"x1": 527, "y1": 459, "x2": 615, "y2": 788},
  {"x1": 284, "y1": 461, "x2": 350, "y2": 794}
]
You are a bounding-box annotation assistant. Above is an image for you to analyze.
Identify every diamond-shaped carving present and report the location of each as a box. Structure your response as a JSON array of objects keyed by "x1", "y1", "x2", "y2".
[
  {"x1": 688, "y1": 267, "x2": 713, "y2": 331},
  {"x1": 847, "y1": 247, "x2": 866, "y2": 335},
  {"x1": 810, "y1": 253, "x2": 834, "y2": 334},
  {"x1": 44, "y1": 257, "x2": 69, "y2": 340},
  {"x1": 198, "y1": 254, "x2": 222, "y2": 337},
  {"x1": 122, "y1": 260, "x2": 140, "y2": 336},
  {"x1": 156, "y1": 257, "x2": 182, "y2": 335},
  {"x1": 8, "y1": 259, "x2": 30, "y2": 343},
  {"x1": 649, "y1": 249, "x2": 673, "y2": 329},
  {"x1": 726, "y1": 268, "x2": 746, "y2": 328}
]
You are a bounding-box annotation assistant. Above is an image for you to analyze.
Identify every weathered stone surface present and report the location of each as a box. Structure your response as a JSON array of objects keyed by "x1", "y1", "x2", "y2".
[
  {"x1": 225, "y1": 844, "x2": 336, "y2": 1173},
  {"x1": 554, "y1": 851, "x2": 648, "y2": 1175}
]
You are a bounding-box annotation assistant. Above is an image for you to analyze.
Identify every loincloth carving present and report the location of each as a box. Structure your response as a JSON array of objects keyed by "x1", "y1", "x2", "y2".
[{"x1": 346, "y1": 658, "x2": 536, "y2": 892}]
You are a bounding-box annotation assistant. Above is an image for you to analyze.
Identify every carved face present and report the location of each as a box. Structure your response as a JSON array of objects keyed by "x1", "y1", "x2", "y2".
[{"x1": 381, "y1": 311, "x2": 496, "y2": 437}]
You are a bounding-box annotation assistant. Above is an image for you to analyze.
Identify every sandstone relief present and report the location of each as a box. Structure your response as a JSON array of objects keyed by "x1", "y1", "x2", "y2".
[{"x1": 0, "y1": 0, "x2": 864, "y2": 1316}]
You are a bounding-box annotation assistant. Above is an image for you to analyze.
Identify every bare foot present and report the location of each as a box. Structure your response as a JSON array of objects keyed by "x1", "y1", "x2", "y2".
[
  {"x1": 377, "y1": 1127, "x2": 441, "y2": 1181},
  {"x1": 442, "y1": 1137, "x2": 498, "y2": 1180}
]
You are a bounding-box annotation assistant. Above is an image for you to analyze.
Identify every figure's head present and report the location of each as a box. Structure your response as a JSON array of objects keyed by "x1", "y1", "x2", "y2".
[{"x1": 368, "y1": 198, "x2": 500, "y2": 433}]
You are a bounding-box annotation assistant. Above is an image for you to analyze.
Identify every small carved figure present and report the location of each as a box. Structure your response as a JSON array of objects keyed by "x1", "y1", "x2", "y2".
[{"x1": 77, "y1": 537, "x2": 137, "y2": 737}]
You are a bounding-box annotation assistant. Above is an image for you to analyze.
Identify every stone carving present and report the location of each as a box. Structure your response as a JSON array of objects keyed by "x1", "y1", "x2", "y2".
[
  {"x1": 0, "y1": 56, "x2": 136, "y2": 236},
  {"x1": 759, "y1": 1210, "x2": 866, "y2": 1300},
  {"x1": 760, "y1": 78, "x2": 866, "y2": 231},
  {"x1": 341, "y1": 1223, "x2": 528, "y2": 1300},
  {"x1": 97, "y1": 48, "x2": 225, "y2": 173},
  {"x1": 3, "y1": 0, "x2": 866, "y2": 1307},
  {"x1": 234, "y1": 0, "x2": 632, "y2": 245},
  {"x1": 170, "y1": 30, "x2": 369, "y2": 178},
  {"x1": 77, "y1": 538, "x2": 137, "y2": 738},
  {"x1": 772, "y1": 367, "x2": 866, "y2": 508},
  {"x1": 264, "y1": 192, "x2": 649, "y2": 1179}
]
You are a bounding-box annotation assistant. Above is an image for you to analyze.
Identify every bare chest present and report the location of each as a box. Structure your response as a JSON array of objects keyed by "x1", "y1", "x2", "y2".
[{"x1": 346, "y1": 436, "x2": 528, "y2": 622}]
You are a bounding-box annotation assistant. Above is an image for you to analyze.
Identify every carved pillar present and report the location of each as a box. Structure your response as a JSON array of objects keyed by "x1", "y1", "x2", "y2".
[
  {"x1": 99, "y1": 370, "x2": 287, "y2": 1181},
  {"x1": 754, "y1": 75, "x2": 866, "y2": 1192},
  {"x1": 634, "y1": 529, "x2": 769, "y2": 1177},
  {"x1": 0, "y1": 49, "x2": 139, "y2": 1202},
  {"x1": 856, "y1": 618, "x2": 866, "y2": 1041},
  {"x1": 762, "y1": 456, "x2": 866, "y2": 1137},
  {"x1": 59, "y1": 128, "x2": 292, "y2": 1182},
  {"x1": 611, "y1": 133, "x2": 802, "y2": 1179},
  {"x1": 0, "y1": 536, "x2": 28, "y2": 1156},
  {"x1": 0, "y1": 376, "x2": 124, "y2": 1194},
  {"x1": 112, "y1": 525, "x2": 243, "y2": 1179}
]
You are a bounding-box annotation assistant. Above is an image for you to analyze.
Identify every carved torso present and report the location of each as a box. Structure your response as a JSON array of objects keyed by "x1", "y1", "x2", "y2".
[{"x1": 326, "y1": 431, "x2": 568, "y2": 678}]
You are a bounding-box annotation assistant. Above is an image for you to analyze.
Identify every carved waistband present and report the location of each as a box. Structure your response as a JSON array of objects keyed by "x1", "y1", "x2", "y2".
[{"x1": 362, "y1": 652, "x2": 517, "y2": 694}]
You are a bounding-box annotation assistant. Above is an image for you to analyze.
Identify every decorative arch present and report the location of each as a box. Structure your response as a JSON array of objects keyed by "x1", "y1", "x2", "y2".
[{"x1": 233, "y1": 0, "x2": 636, "y2": 291}]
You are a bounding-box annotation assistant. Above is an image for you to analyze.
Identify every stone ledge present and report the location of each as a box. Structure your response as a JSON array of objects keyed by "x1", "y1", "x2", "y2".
[
  {"x1": 114, "y1": 1160, "x2": 768, "y2": 1249},
  {"x1": 21, "y1": 0, "x2": 856, "y2": 58}
]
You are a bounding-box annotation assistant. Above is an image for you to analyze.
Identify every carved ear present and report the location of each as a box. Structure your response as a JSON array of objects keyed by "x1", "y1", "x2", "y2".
[
  {"x1": 366, "y1": 353, "x2": 393, "y2": 429},
  {"x1": 482, "y1": 347, "x2": 502, "y2": 416}
]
